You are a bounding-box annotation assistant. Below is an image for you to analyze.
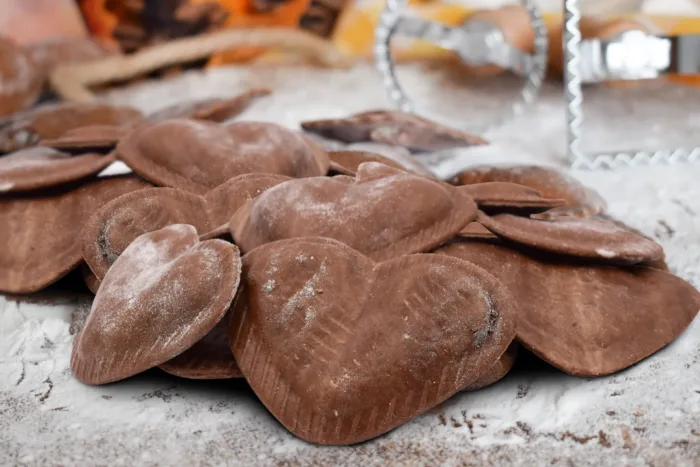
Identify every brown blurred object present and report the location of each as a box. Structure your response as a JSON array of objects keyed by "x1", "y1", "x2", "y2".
[
  {"x1": 79, "y1": 0, "x2": 349, "y2": 67},
  {"x1": 49, "y1": 28, "x2": 352, "y2": 102},
  {"x1": 0, "y1": 0, "x2": 88, "y2": 44},
  {"x1": 0, "y1": 34, "x2": 117, "y2": 117},
  {"x1": 24, "y1": 38, "x2": 118, "y2": 77},
  {"x1": 80, "y1": 0, "x2": 230, "y2": 53},
  {"x1": 205, "y1": 0, "x2": 312, "y2": 65},
  {"x1": 299, "y1": 0, "x2": 349, "y2": 38},
  {"x1": 0, "y1": 38, "x2": 44, "y2": 117}
]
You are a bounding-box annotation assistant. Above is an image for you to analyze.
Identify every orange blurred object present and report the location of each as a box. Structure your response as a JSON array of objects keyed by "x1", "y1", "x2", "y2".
[
  {"x1": 207, "y1": 0, "x2": 312, "y2": 65},
  {"x1": 79, "y1": 0, "x2": 318, "y2": 65},
  {"x1": 0, "y1": 0, "x2": 88, "y2": 44},
  {"x1": 79, "y1": 0, "x2": 120, "y2": 47}
]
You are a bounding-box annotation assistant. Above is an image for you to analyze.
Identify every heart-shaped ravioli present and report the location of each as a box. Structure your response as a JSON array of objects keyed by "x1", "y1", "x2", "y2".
[
  {"x1": 458, "y1": 222, "x2": 498, "y2": 240},
  {"x1": 436, "y1": 240, "x2": 700, "y2": 376},
  {"x1": 0, "y1": 175, "x2": 151, "y2": 294},
  {"x1": 204, "y1": 173, "x2": 292, "y2": 226},
  {"x1": 328, "y1": 149, "x2": 433, "y2": 178},
  {"x1": 459, "y1": 182, "x2": 566, "y2": 211},
  {"x1": 160, "y1": 316, "x2": 241, "y2": 380},
  {"x1": 71, "y1": 224, "x2": 242, "y2": 385},
  {"x1": 83, "y1": 173, "x2": 290, "y2": 280},
  {"x1": 597, "y1": 213, "x2": 669, "y2": 271},
  {"x1": 356, "y1": 163, "x2": 560, "y2": 212},
  {"x1": 0, "y1": 102, "x2": 143, "y2": 153},
  {"x1": 359, "y1": 161, "x2": 563, "y2": 217},
  {"x1": 301, "y1": 110, "x2": 487, "y2": 152},
  {"x1": 477, "y1": 211, "x2": 664, "y2": 264},
  {"x1": 230, "y1": 237, "x2": 516, "y2": 444},
  {"x1": 83, "y1": 188, "x2": 209, "y2": 281},
  {"x1": 369, "y1": 121, "x2": 486, "y2": 152},
  {"x1": 449, "y1": 164, "x2": 606, "y2": 219},
  {"x1": 343, "y1": 143, "x2": 434, "y2": 178},
  {"x1": 0, "y1": 147, "x2": 116, "y2": 193},
  {"x1": 231, "y1": 169, "x2": 477, "y2": 260},
  {"x1": 40, "y1": 125, "x2": 128, "y2": 153},
  {"x1": 116, "y1": 119, "x2": 329, "y2": 195},
  {"x1": 327, "y1": 153, "x2": 387, "y2": 176},
  {"x1": 0, "y1": 37, "x2": 43, "y2": 117},
  {"x1": 146, "y1": 88, "x2": 271, "y2": 123}
]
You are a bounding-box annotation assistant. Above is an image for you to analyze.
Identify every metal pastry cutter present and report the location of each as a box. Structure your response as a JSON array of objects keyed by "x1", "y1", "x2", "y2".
[
  {"x1": 564, "y1": 0, "x2": 700, "y2": 169},
  {"x1": 374, "y1": 0, "x2": 548, "y2": 134}
]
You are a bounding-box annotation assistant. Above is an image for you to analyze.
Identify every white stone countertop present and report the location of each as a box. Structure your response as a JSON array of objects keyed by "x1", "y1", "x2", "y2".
[{"x1": 2, "y1": 63, "x2": 700, "y2": 466}]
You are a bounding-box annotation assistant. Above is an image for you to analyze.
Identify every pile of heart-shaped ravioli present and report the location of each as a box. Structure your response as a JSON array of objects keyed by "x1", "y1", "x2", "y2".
[{"x1": 1, "y1": 107, "x2": 699, "y2": 447}]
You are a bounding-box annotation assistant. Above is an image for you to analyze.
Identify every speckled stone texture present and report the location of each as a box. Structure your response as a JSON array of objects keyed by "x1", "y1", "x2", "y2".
[{"x1": 2, "y1": 63, "x2": 700, "y2": 466}]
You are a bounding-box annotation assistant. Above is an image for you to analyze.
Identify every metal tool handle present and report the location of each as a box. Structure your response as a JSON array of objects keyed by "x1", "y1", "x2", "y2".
[
  {"x1": 374, "y1": 0, "x2": 548, "y2": 133},
  {"x1": 579, "y1": 30, "x2": 672, "y2": 83}
]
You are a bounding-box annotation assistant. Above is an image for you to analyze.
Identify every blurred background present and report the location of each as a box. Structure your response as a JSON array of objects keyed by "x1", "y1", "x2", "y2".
[
  {"x1": 5, "y1": 0, "x2": 700, "y2": 150},
  {"x1": 4, "y1": 0, "x2": 700, "y2": 64}
]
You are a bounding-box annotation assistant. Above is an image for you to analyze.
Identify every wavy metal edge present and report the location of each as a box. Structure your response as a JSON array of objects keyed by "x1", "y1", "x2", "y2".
[
  {"x1": 571, "y1": 149, "x2": 700, "y2": 170},
  {"x1": 375, "y1": 0, "x2": 411, "y2": 113},
  {"x1": 563, "y1": 0, "x2": 700, "y2": 170},
  {"x1": 374, "y1": 0, "x2": 548, "y2": 133}
]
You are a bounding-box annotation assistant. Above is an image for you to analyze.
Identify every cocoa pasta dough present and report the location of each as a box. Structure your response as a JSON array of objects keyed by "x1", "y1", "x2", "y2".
[{"x1": 0, "y1": 104, "x2": 697, "y2": 446}]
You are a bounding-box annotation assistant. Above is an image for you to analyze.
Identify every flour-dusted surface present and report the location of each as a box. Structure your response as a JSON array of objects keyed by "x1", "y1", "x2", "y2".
[{"x1": 2, "y1": 63, "x2": 700, "y2": 465}]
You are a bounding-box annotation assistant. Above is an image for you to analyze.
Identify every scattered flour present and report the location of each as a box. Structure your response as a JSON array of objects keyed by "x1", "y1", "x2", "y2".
[
  {"x1": 227, "y1": 122, "x2": 304, "y2": 158},
  {"x1": 304, "y1": 308, "x2": 316, "y2": 323},
  {"x1": 543, "y1": 216, "x2": 624, "y2": 234},
  {"x1": 98, "y1": 225, "x2": 194, "y2": 311},
  {"x1": 278, "y1": 262, "x2": 327, "y2": 325}
]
